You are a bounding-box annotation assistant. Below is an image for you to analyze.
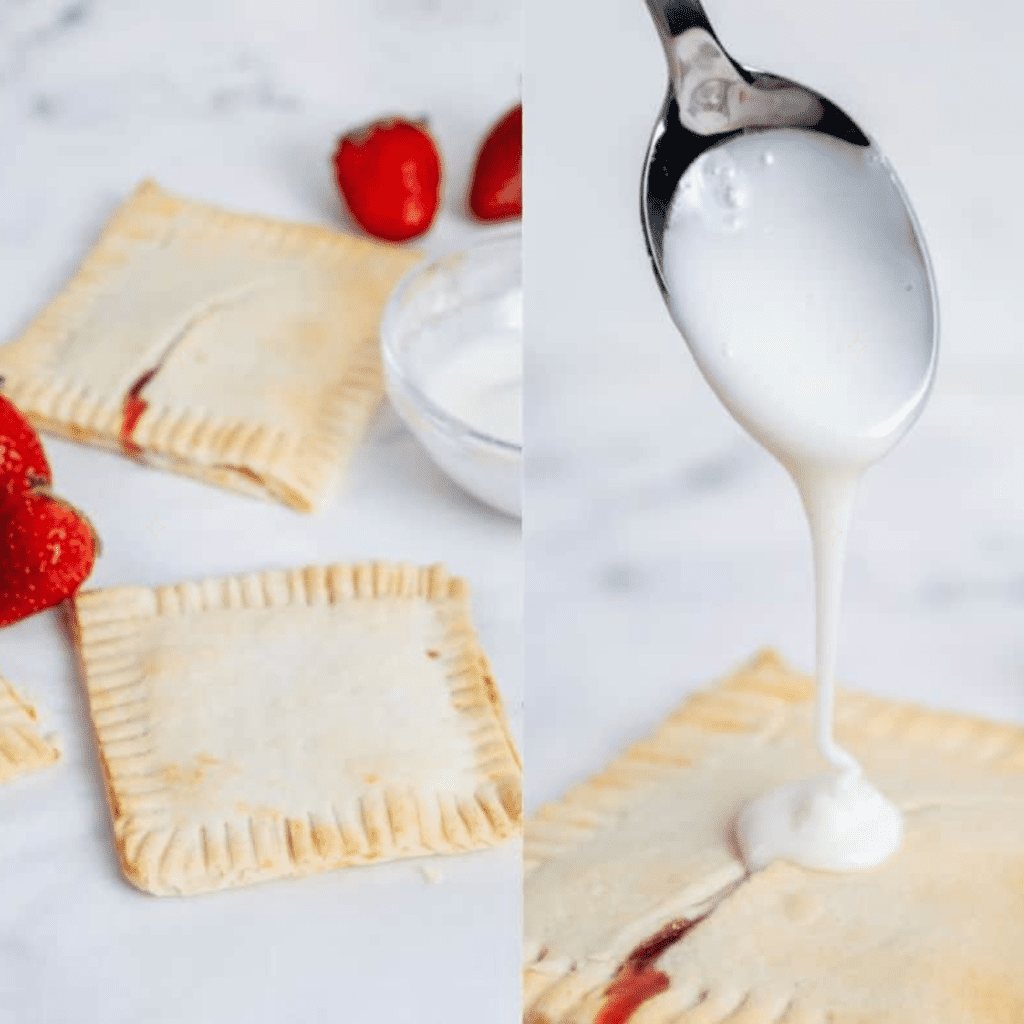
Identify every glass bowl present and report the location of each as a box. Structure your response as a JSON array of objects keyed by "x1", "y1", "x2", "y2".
[{"x1": 380, "y1": 229, "x2": 522, "y2": 518}]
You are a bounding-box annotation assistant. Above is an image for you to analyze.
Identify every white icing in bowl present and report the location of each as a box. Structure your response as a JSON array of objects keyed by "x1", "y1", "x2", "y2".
[{"x1": 381, "y1": 229, "x2": 522, "y2": 518}]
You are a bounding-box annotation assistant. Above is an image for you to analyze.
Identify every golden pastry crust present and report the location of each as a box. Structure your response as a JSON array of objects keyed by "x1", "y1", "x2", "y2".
[
  {"x1": 0, "y1": 675, "x2": 60, "y2": 784},
  {"x1": 73, "y1": 561, "x2": 521, "y2": 897},
  {"x1": 524, "y1": 650, "x2": 1024, "y2": 1023},
  {"x1": 0, "y1": 180, "x2": 422, "y2": 512}
]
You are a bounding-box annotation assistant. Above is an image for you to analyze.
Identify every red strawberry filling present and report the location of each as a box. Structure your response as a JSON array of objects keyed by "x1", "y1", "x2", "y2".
[
  {"x1": 595, "y1": 917, "x2": 704, "y2": 1024},
  {"x1": 595, "y1": 968, "x2": 670, "y2": 1024},
  {"x1": 120, "y1": 369, "x2": 158, "y2": 458}
]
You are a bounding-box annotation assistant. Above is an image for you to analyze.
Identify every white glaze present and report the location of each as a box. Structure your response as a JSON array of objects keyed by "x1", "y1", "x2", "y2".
[
  {"x1": 423, "y1": 330, "x2": 522, "y2": 446},
  {"x1": 382, "y1": 236, "x2": 523, "y2": 518},
  {"x1": 663, "y1": 129, "x2": 935, "y2": 872},
  {"x1": 736, "y1": 771, "x2": 904, "y2": 872}
]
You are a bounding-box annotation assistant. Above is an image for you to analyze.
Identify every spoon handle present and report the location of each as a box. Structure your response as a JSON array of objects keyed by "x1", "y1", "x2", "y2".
[{"x1": 644, "y1": 0, "x2": 714, "y2": 49}]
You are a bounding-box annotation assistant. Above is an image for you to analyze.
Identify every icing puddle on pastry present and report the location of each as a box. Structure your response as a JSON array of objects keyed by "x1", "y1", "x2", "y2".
[
  {"x1": 525, "y1": 653, "x2": 1024, "y2": 1024},
  {"x1": 662, "y1": 130, "x2": 936, "y2": 873}
]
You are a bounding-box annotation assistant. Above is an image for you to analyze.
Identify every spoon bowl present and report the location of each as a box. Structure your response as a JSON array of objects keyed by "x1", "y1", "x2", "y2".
[
  {"x1": 640, "y1": 0, "x2": 927, "y2": 300},
  {"x1": 640, "y1": 0, "x2": 940, "y2": 469},
  {"x1": 643, "y1": 0, "x2": 937, "y2": 456}
]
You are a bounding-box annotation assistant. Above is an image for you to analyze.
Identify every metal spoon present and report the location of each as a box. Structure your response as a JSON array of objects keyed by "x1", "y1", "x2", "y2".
[
  {"x1": 640, "y1": 0, "x2": 935, "y2": 311},
  {"x1": 638, "y1": 1, "x2": 941, "y2": 835}
]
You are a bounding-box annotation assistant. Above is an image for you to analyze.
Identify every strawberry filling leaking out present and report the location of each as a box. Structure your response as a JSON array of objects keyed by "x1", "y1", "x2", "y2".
[
  {"x1": 120, "y1": 368, "x2": 157, "y2": 458},
  {"x1": 595, "y1": 968, "x2": 670, "y2": 1024},
  {"x1": 594, "y1": 917, "x2": 703, "y2": 1024}
]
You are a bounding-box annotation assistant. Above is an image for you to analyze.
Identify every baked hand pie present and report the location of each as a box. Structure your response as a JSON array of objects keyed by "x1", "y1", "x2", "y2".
[
  {"x1": 72, "y1": 561, "x2": 521, "y2": 896},
  {"x1": 0, "y1": 180, "x2": 421, "y2": 512},
  {"x1": 0, "y1": 673, "x2": 60, "y2": 785},
  {"x1": 524, "y1": 650, "x2": 1024, "y2": 1023}
]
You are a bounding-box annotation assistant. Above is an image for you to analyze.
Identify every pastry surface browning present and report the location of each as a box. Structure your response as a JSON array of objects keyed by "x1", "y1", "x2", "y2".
[
  {"x1": 0, "y1": 674, "x2": 60, "y2": 785},
  {"x1": 74, "y1": 561, "x2": 522, "y2": 896},
  {"x1": 0, "y1": 180, "x2": 421, "y2": 512}
]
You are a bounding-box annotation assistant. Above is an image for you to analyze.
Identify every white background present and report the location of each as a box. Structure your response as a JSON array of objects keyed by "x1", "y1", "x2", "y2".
[
  {"x1": 526, "y1": 0, "x2": 1024, "y2": 813},
  {"x1": 0, "y1": 2, "x2": 522, "y2": 1022}
]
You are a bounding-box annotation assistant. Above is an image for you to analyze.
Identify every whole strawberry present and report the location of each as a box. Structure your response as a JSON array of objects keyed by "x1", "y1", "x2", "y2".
[
  {"x1": 333, "y1": 117, "x2": 442, "y2": 242},
  {"x1": 0, "y1": 490, "x2": 96, "y2": 628},
  {"x1": 469, "y1": 104, "x2": 522, "y2": 222},
  {"x1": 0, "y1": 393, "x2": 97, "y2": 627},
  {"x1": 0, "y1": 390, "x2": 52, "y2": 500}
]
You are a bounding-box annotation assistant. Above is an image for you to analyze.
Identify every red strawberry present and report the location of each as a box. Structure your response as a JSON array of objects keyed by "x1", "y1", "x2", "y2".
[
  {"x1": 333, "y1": 116, "x2": 442, "y2": 242},
  {"x1": 0, "y1": 488, "x2": 97, "y2": 628},
  {"x1": 0, "y1": 392, "x2": 52, "y2": 501},
  {"x1": 469, "y1": 104, "x2": 522, "y2": 222},
  {"x1": 0, "y1": 389, "x2": 97, "y2": 627}
]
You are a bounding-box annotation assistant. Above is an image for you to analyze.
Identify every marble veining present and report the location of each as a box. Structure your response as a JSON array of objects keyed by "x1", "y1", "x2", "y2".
[{"x1": 0, "y1": 0, "x2": 89, "y2": 84}]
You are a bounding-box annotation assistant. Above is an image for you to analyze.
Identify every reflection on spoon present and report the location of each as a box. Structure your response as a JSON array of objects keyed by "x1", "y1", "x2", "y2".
[{"x1": 671, "y1": 28, "x2": 822, "y2": 135}]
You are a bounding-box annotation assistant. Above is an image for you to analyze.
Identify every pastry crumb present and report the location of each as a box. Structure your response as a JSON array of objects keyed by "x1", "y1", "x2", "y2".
[{"x1": 420, "y1": 865, "x2": 444, "y2": 885}]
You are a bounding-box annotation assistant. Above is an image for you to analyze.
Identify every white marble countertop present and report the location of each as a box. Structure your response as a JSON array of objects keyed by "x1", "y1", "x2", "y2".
[
  {"x1": 0, "y1": 3, "x2": 521, "y2": 1022},
  {"x1": 526, "y1": 0, "x2": 1024, "y2": 813}
]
